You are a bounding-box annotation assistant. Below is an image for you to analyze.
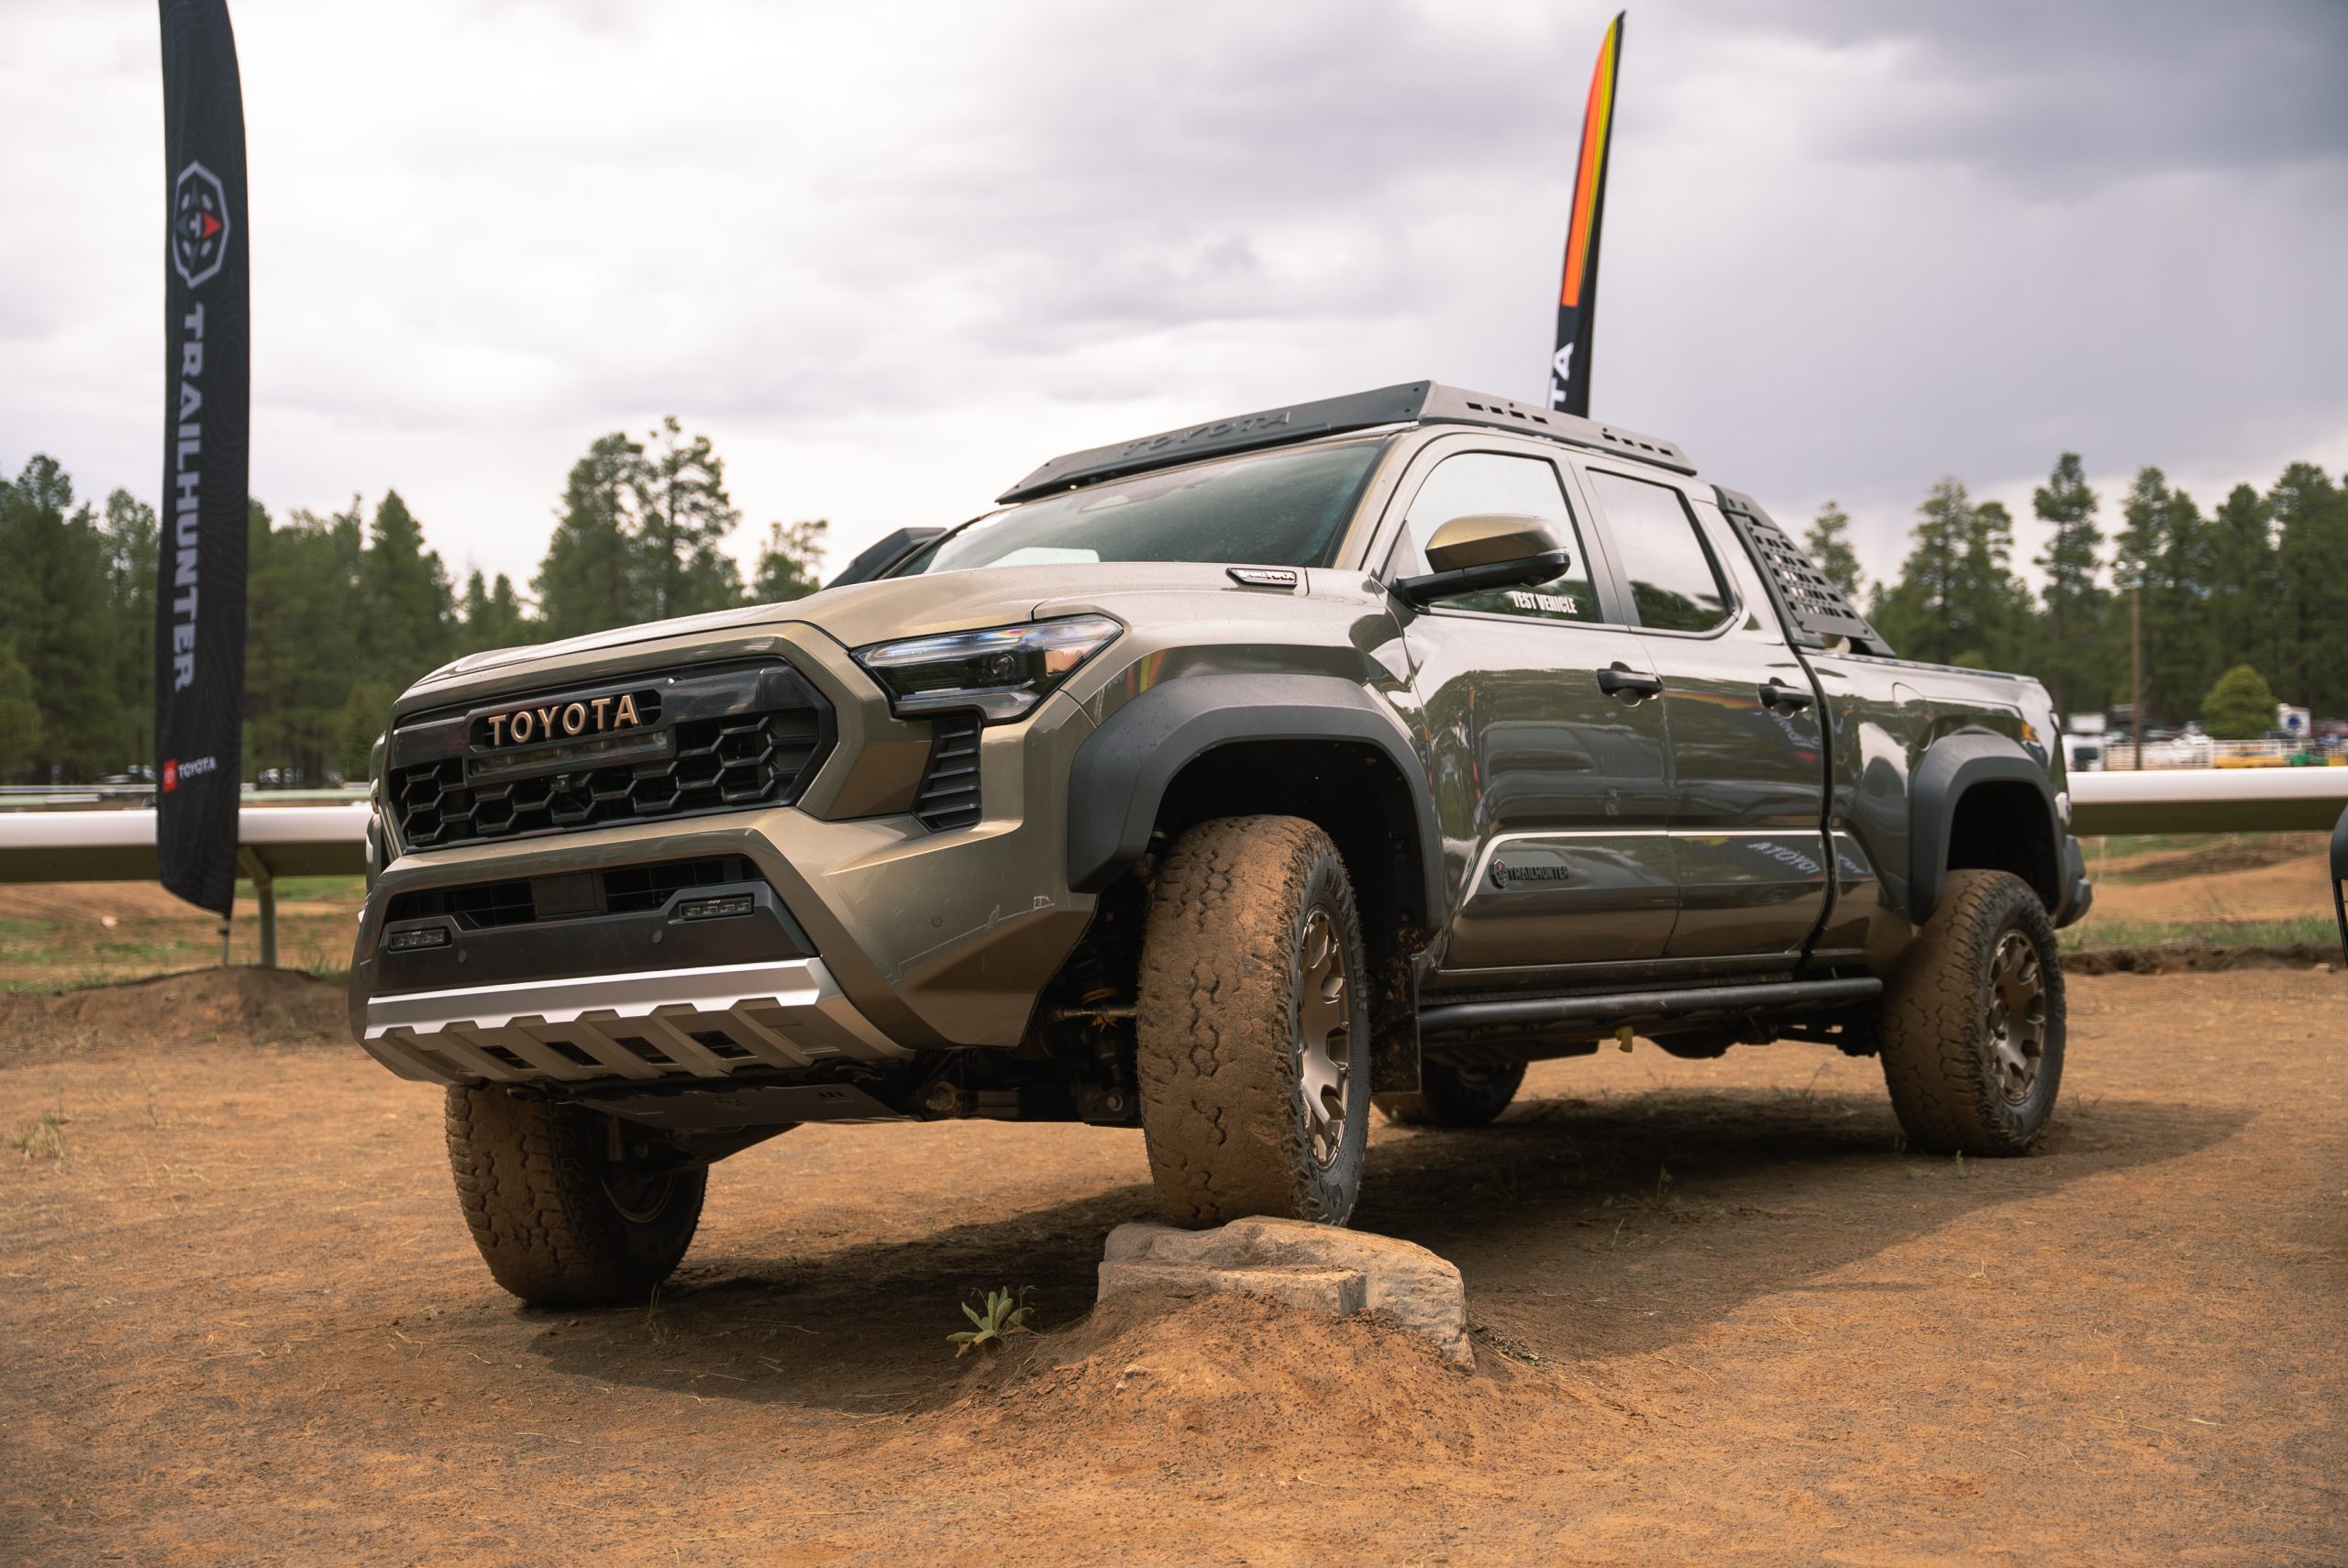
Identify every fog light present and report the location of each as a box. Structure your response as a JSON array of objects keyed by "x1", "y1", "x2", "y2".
[
  {"x1": 384, "y1": 926, "x2": 450, "y2": 952},
  {"x1": 676, "y1": 894, "x2": 756, "y2": 922}
]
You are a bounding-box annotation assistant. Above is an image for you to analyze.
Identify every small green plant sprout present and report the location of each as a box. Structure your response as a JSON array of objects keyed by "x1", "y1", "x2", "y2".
[
  {"x1": 15, "y1": 1109, "x2": 65, "y2": 1161},
  {"x1": 948, "y1": 1286, "x2": 1036, "y2": 1357}
]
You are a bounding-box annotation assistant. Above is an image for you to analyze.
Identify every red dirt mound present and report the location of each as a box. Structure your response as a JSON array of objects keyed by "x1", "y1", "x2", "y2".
[{"x1": 903, "y1": 1290, "x2": 1615, "y2": 1474}]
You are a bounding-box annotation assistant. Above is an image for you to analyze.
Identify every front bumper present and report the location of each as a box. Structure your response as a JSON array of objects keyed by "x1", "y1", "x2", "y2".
[{"x1": 349, "y1": 620, "x2": 1105, "y2": 1088}]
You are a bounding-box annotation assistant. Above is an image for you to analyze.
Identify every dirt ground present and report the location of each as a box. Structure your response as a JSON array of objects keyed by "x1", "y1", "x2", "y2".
[
  {"x1": 2078, "y1": 832, "x2": 2336, "y2": 929},
  {"x1": 3, "y1": 963, "x2": 2343, "y2": 1566}
]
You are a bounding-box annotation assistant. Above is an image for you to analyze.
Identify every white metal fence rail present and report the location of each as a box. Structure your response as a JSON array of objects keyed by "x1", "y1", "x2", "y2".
[
  {"x1": 0, "y1": 803, "x2": 369, "y2": 967},
  {"x1": 2, "y1": 772, "x2": 2344, "y2": 967}
]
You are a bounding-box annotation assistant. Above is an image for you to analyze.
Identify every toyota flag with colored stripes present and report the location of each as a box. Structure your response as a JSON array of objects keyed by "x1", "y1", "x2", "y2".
[{"x1": 1548, "y1": 13, "x2": 1623, "y2": 417}]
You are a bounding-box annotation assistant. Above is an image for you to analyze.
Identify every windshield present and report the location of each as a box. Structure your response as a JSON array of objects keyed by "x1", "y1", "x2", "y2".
[{"x1": 905, "y1": 438, "x2": 1389, "y2": 576}]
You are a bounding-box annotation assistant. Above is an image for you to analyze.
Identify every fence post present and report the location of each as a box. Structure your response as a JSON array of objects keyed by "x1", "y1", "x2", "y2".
[{"x1": 235, "y1": 845, "x2": 276, "y2": 969}]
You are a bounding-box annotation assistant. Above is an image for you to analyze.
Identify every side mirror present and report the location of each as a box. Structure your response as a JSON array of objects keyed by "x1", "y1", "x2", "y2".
[{"x1": 1392, "y1": 513, "x2": 1570, "y2": 606}]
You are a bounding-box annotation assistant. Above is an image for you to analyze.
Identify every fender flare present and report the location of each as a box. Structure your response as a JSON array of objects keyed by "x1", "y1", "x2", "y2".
[
  {"x1": 1064, "y1": 672, "x2": 1444, "y2": 920},
  {"x1": 1907, "y1": 731, "x2": 2063, "y2": 923}
]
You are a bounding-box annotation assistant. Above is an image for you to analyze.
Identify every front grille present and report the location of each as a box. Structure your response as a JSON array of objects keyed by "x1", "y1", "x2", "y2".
[
  {"x1": 914, "y1": 712, "x2": 982, "y2": 831},
  {"x1": 384, "y1": 663, "x2": 832, "y2": 851}
]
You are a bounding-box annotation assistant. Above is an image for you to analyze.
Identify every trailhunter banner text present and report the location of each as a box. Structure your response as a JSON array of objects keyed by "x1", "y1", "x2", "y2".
[{"x1": 155, "y1": 0, "x2": 250, "y2": 914}]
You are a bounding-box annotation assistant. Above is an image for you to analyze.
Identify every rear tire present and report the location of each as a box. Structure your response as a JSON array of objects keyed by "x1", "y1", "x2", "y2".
[
  {"x1": 1378, "y1": 1059, "x2": 1526, "y2": 1127},
  {"x1": 1135, "y1": 815, "x2": 1372, "y2": 1228},
  {"x1": 1878, "y1": 868, "x2": 2066, "y2": 1155},
  {"x1": 445, "y1": 1086, "x2": 706, "y2": 1307}
]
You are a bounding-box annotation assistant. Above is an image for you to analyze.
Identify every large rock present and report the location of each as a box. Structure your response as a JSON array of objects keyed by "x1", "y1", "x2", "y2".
[{"x1": 1098, "y1": 1217, "x2": 1473, "y2": 1367}]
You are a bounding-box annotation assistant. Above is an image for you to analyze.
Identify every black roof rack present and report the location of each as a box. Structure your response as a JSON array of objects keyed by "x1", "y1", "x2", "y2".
[
  {"x1": 996, "y1": 381, "x2": 1696, "y2": 504},
  {"x1": 1713, "y1": 487, "x2": 1895, "y2": 657}
]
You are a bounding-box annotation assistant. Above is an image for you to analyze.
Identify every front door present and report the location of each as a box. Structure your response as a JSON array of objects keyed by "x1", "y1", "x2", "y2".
[
  {"x1": 1574, "y1": 463, "x2": 1830, "y2": 962},
  {"x1": 1387, "y1": 445, "x2": 1678, "y2": 975}
]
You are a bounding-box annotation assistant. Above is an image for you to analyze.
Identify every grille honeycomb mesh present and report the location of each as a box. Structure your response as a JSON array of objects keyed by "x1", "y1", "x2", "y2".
[{"x1": 391, "y1": 708, "x2": 824, "y2": 850}]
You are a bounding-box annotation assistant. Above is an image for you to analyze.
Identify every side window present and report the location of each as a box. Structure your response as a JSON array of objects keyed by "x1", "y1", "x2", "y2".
[
  {"x1": 1386, "y1": 452, "x2": 1601, "y2": 624},
  {"x1": 1585, "y1": 470, "x2": 1731, "y2": 634}
]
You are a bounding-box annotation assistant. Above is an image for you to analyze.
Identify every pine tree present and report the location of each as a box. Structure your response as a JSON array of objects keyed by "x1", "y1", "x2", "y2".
[
  {"x1": 337, "y1": 682, "x2": 389, "y2": 781},
  {"x1": 2208, "y1": 485, "x2": 2277, "y2": 689},
  {"x1": 1801, "y1": 502, "x2": 1862, "y2": 599},
  {"x1": 2032, "y1": 453, "x2": 2106, "y2": 717},
  {"x1": 458, "y1": 569, "x2": 534, "y2": 656},
  {"x1": 1955, "y1": 499, "x2": 2035, "y2": 670},
  {"x1": 360, "y1": 490, "x2": 455, "y2": 689},
  {"x1": 99, "y1": 490, "x2": 159, "y2": 767},
  {"x1": 753, "y1": 518, "x2": 830, "y2": 602},
  {"x1": 0, "y1": 638, "x2": 40, "y2": 769},
  {"x1": 246, "y1": 502, "x2": 366, "y2": 783},
  {"x1": 2270, "y1": 463, "x2": 2348, "y2": 715},
  {"x1": 536, "y1": 432, "x2": 648, "y2": 639},
  {"x1": 2115, "y1": 469, "x2": 2216, "y2": 725},
  {"x1": 1872, "y1": 479, "x2": 1973, "y2": 667},
  {"x1": 633, "y1": 416, "x2": 746, "y2": 620},
  {"x1": 0, "y1": 456, "x2": 117, "y2": 779}
]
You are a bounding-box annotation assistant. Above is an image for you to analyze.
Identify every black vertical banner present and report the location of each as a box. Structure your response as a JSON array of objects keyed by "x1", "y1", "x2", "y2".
[
  {"x1": 155, "y1": 0, "x2": 250, "y2": 915},
  {"x1": 1547, "y1": 13, "x2": 1623, "y2": 416}
]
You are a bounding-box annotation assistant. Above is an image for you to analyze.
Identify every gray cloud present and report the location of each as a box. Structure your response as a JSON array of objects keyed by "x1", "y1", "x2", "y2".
[{"x1": 4, "y1": 0, "x2": 2341, "y2": 593}]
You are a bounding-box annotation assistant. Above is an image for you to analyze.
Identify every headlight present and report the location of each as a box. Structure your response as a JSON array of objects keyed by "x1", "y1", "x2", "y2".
[{"x1": 852, "y1": 613, "x2": 1122, "y2": 722}]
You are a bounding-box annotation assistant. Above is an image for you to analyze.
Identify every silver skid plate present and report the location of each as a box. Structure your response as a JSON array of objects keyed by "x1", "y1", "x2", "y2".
[{"x1": 359, "y1": 957, "x2": 907, "y2": 1088}]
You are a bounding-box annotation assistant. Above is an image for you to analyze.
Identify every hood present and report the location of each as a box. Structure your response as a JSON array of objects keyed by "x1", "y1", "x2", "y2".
[{"x1": 426, "y1": 561, "x2": 1290, "y2": 683}]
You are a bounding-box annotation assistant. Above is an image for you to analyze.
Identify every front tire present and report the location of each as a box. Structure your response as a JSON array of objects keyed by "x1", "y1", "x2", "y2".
[
  {"x1": 1135, "y1": 815, "x2": 1372, "y2": 1228},
  {"x1": 1878, "y1": 868, "x2": 2066, "y2": 1155},
  {"x1": 445, "y1": 1086, "x2": 707, "y2": 1307}
]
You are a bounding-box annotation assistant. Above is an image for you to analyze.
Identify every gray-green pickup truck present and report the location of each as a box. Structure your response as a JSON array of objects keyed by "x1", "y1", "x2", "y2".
[{"x1": 353, "y1": 381, "x2": 2090, "y2": 1306}]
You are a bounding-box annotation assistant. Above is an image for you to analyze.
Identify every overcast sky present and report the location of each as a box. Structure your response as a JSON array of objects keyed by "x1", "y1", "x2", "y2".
[{"x1": 6, "y1": 0, "x2": 2344, "y2": 597}]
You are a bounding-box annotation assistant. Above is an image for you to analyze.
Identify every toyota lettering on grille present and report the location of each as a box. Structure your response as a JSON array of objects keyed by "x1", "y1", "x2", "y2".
[{"x1": 477, "y1": 692, "x2": 652, "y2": 748}]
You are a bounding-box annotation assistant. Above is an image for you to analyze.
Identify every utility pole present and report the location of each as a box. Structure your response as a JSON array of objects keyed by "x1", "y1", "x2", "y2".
[{"x1": 2130, "y1": 580, "x2": 2144, "y2": 771}]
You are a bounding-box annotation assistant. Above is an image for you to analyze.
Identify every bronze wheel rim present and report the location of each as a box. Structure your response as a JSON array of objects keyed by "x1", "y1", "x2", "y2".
[
  {"x1": 1986, "y1": 930, "x2": 2048, "y2": 1104},
  {"x1": 1295, "y1": 905, "x2": 1354, "y2": 1168}
]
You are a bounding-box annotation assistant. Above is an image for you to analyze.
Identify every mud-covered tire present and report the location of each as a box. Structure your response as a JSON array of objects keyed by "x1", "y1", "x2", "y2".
[
  {"x1": 445, "y1": 1086, "x2": 707, "y2": 1307},
  {"x1": 1879, "y1": 868, "x2": 2066, "y2": 1156},
  {"x1": 1135, "y1": 815, "x2": 1372, "y2": 1227},
  {"x1": 1378, "y1": 1059, "x2": 1526, "y2": 1127}
]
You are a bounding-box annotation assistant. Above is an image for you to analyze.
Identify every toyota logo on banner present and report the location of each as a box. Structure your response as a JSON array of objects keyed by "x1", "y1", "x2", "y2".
[{"x1": 172, "y1": 160, "x2": 230, "y2": 287}]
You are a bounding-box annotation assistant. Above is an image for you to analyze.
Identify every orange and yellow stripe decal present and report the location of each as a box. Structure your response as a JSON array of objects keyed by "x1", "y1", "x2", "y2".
[{"x1": 1558, "y1": 15, "x2": 1623, "y2": 310}]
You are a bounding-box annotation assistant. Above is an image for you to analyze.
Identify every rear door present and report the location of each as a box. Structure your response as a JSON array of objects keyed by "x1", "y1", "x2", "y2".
[
  {"x1": 1571, "y1": 462, "x2": 1831, "y2": 963},
  {"x1": 1382, "y1": 441, "x2": 1678, "y2": 974}
]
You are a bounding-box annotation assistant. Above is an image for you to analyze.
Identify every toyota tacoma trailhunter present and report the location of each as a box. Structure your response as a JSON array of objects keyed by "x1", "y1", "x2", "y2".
[{"x1": 351, "y1": 381, "x2": 2090, "y2": 1306}]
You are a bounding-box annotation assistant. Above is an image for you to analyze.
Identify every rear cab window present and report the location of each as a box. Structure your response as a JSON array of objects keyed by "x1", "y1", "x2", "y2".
[{"x1": 1581, "y1": 469, "x2": 1733, "y2": 634}]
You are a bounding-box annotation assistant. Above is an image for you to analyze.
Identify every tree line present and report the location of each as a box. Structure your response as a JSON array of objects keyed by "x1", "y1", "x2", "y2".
[
  {"x1": 0, "y1": 418, "x2": 828, "y2": 784},
  {"x1": 6, "y1": 434, "x2": 2346, "y2": 784},
  {"x1": 1807, "y1": 454, "x2": 2348, "y2": 736}
]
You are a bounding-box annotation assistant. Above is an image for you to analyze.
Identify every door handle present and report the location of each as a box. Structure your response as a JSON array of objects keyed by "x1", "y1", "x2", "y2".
[
  {"x1": 1758, "y1": 679, "x2": 1814, "y2": 712},
  {"x1": 1598, "y1": 665, "x2": 1665, "y2": 701}
]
